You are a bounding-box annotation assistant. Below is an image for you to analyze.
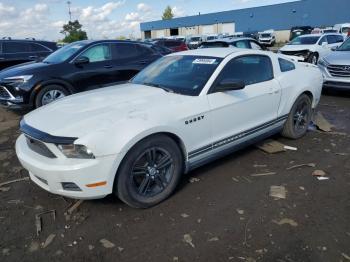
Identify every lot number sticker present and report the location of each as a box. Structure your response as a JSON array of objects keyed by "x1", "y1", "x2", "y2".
[{"x1": 193, "y1": 59, "x2": 217, "y2": 64}]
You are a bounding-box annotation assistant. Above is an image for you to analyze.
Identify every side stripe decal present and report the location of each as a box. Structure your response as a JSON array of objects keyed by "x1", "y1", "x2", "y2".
[{"x1": 188, "y1": 114, "x2": 288, "y2": 159}]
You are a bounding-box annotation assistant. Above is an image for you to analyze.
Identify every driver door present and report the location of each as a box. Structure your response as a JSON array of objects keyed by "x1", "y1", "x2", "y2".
[{"x1": 207, "y1": 55, "x2": 281, "y2": 149}]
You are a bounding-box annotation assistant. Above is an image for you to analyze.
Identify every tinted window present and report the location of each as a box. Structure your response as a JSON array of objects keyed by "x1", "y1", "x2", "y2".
[
  {"x1": 79, "y1": 44, "x2": 111, "y2": 62},
  {"x1": 279, "y1": 58, "x2": 295, "y2": 72},
  {"x1": 132, "y1": 55, "x2": 222, "y2": 96},
  {"x1": 30, "y1": 43, "x2": 49, "y2": 52},
  {"x1": 233, "y1": 40, "x2": 250, "y2": 49},
  {"x1": 217, "y1": 55, "x2": 273, "y2": 86},
  {"x1": 136, "y1": 44, "x2": 154, "y2": 55},
  {"x1": 200, "y1": 42, "x2": 229, "y2": 48},
  {"x1": 113, "y1": 43, "x2": 138, "y2": 59},
  {"x1": 289, "y1": 36, "x2": 320, "y2": 45},
  {"x1": 3, "y1": 42, "x2": 30, "y2": 53}
]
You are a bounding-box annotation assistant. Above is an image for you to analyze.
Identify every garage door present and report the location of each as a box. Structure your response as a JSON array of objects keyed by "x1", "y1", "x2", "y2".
[
  {"x1": 155, "y1": 30, "x2": 165, "y2": 38},
  {"x1": 221, "y1": 23, "x2": 235, "y2": 35},
  {"x1": 202, "y1": 24, "x2": 214, "y2": 34}
]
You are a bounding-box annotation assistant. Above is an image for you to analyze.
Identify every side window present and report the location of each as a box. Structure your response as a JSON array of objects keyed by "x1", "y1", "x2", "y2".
[
  {"x1": 234, "y1": 40, "x2": 250, "y2": 49},
  {"x1": 250, "y1": 41, "x2": 263, "y2": 50},
  {"x1": 30, "y1": 43, "x2": 50, "y2": 52},
  {"x1": 113, "y1": 43, "x2": 139, "y2": 59},
  {"x1": 318, "y1": 36, "x2": 328, "y2": 45},
  {"x1": 79, "y1": 44, "x2": 111, "y2": 63},
  {"x1": 217, "y1": 55, "x2": 273, "y2": 86},
  {"x1": 136, "y1": 44, "x2": 154, "y2": 55},
  {"x1": 278, "y1": 58, "x2": 296, "y2": 72},
  {"x1": 3, "y1": 42, "x2": 30, "y2": 53},
  {"x1": 335, "y1": 35, "x2": 344, "y2": 43}
]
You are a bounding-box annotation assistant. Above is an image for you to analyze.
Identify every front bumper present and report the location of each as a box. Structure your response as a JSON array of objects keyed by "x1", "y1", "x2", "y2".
[
  {"x1": 319, "y1": 65, "x2": 350, "y2": 90},
  {"x1": 16, "y1": 134, "x2": 119, "y2": 199}
]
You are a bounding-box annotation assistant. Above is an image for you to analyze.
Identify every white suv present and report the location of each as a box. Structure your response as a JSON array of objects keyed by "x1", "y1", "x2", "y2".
[
  {"x1": 16, "y1": 49, "x2": 323, "y2": 208},
  {"x1": 318, "y1": 37, "x2": 350, "y2": 90},
  {"x1": 279, "y1": 33, "x2": 344, "y2": 64}
]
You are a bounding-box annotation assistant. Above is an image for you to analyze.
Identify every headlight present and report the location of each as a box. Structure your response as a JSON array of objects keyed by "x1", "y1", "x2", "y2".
[
  {"x1": 57, "y1": 144, "x2": 95, "y2": 159},
  {"x1": 4, "y1": 75, "x2": 33, "y2": 87}
]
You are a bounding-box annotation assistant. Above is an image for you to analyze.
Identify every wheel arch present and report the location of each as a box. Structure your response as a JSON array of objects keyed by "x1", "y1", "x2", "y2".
[
  {"x1": 29, "y1": 79, "x2": 75, "y2": 106},
  {"x1": 111, "y1": 130, "x2": 189, "y2": 190}
]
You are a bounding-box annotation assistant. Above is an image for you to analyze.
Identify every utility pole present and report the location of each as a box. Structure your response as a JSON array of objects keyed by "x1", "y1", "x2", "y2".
[{"x1": 67, "y1": 1, "x2": 72, "y2": 21}]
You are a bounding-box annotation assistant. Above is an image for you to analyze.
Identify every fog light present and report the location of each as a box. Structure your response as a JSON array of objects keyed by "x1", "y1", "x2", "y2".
[{"x1": 62, "y1": 182, "x2": 82, "y2": 191}]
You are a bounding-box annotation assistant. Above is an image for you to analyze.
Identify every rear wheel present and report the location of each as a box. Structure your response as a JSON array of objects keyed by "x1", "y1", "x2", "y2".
[
  {"x1": 281, "y1": 94, "x2": 312, "y2": 139},
  {"x1": 35, "y1": 85, "x2": 69, "y2": 108},
  {"x1": 115, "y1": 135, "x2": 183, "y2": 208}
]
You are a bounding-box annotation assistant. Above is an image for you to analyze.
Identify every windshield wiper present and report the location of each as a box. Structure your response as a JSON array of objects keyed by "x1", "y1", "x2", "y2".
[{"x1": 142, "y1": 82, "x2": 174, "y2": 93}]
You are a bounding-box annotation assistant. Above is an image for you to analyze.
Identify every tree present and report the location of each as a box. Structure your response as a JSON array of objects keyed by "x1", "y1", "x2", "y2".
[
  {"x1": 60, "y1": 20, "x2": 88, "y2": 43},
  {"x1": 162, "y1": 6, "x2": 174, "y2": 20}
]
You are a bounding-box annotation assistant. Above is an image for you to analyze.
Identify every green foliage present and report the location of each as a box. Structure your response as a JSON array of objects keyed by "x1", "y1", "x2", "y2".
[
  {"x1": 162, "y1": 6, "x2": 174, "y2": 20},
  {"x1": 60, "y1": 20, "x2": 88, "y2": 43}
]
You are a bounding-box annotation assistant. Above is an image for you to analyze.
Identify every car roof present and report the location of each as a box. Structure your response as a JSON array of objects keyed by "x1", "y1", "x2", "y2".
[
  {"x1": 299, "y1": 33, "x2": 343, "y2": 38},
  {"x1": 169, "y1": 48, "x2": 244, "y2": 58},
  {"x1": 205, "y1": 37, "x2": 255, "y2": 43}
]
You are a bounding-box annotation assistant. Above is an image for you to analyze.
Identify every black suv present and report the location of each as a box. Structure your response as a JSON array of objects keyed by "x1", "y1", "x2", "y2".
[
  {"x1": 0, "y1": 38, "x2": 57, "y2": 71},
  {"x1": 0, "y1": 40, "x2": 163, "y2": 109}
]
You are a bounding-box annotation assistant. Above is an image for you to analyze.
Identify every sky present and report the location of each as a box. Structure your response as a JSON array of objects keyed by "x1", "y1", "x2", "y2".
[{"x1": 0, "y1": 0, "x2": 297, "y2": 41}]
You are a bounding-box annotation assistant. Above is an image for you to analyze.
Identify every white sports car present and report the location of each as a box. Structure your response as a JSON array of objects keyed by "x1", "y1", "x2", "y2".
[{"x1": 16, "y1": 48, "x2": 323, "y2": 208}]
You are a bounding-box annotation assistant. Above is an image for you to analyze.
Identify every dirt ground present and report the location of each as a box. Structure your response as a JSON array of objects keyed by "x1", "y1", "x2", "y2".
[{"x1": 0, "y1": 92, "x2": 349, "y2": 262}]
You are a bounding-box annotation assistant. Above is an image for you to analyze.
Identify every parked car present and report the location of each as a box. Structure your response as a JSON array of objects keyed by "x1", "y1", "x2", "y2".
[
  {"x1": 318, "y1": 36, "x2": 350, "y2": 90},
  {"x1": 279, "y1": 33, "x2": 344, "y2": 64},
  {"x1": 206, "y1": 34, "x2": 219, "y2": 41},
  {"x1": 187, "y1": 35, "x2": 204, "y2": 49},
  {"x1": 152, "y1": 39, "x2": 188, "y2": 52},
  {"x1": 199, "y1": 37, "x2": 266, "y2": 50},
  {"x1": 258, "y1": 30, "x2": 276, "y2": 46},
  {"x1": 242, "y1": 31, "x2": 259, "y2": 40},
  {"x1": 289, "y1": 26, "x2": 313, "y2": 41},
  {"x1": 16, "y1": 48, "x2": 323, "y2": 208},
  {"x1": 0, "y1": 38, "x2": 57, "y2": 71},
  {"x1": 0, "y1": 40, "x2": 163, "y2": 109},
  {"x1": 333, "y1": 23, "x2": 350, "y2": 38}
]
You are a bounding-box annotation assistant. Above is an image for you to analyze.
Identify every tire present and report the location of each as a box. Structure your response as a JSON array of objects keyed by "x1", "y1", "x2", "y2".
[
  {"x1": 35, "y1": 85, "x2": 69, "y2": 108},
  {"x1": 281, "y1": 94, "x2": 312, "y2": 139},
  {"x1": 308, "y1": 53, "x2": 319, "y2": 65},
  {"x1": 116, "y1": 135, "x2": 183, "y2": 208}
]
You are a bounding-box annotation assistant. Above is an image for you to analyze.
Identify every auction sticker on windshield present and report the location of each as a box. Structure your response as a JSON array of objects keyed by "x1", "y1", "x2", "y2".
[{"x1": 193, "y1": 58, "x2": 217, "y2": 64}]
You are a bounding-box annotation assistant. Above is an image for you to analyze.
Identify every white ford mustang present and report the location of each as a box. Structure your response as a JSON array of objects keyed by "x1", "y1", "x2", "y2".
[{"x1": 16, "y1": 48, "x2": 323, "y2": 208}]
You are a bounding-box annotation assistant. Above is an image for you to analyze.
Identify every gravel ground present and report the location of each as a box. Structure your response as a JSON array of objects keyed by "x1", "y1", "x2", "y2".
[{"x1": 0, "y1": 92, "x2": 349, "y2": 262}]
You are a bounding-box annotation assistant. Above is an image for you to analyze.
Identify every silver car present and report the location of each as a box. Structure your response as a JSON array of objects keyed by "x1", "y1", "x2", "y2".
[{"x1": 318, "y1": 37, "x2": 350, "y2": 90}]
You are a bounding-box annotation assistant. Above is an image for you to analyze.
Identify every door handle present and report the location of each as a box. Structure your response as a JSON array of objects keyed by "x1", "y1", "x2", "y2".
[
  {"x1": 104, "y1": 65, "x2": 113, "y2": 69},
  {"x1": 29, "y1": 55, "x2": 38, "y2": 59},
  {"x1": 138, "y1": 60, "x2": 147, "y2": 65},
  {"x1": 0, "y1": 57, "x2": 4, "y2": 60}
]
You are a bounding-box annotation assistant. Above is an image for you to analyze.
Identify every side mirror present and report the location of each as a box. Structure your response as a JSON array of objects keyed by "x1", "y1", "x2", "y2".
[
  {"x1": 321, "y1": 42, "x2": 328, "y2": 47},
  {"x1": 74, "y1": 56, "x2": 89, "y2": 65},
  {"x1": 215, "y1": 79, "x2": 245, "y2": 92},
  {"x1": 331, "y1": 46, "x2": 338, "y2": 51}
]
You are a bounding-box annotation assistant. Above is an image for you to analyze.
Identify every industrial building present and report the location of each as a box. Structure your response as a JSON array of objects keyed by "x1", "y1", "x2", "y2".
[{"x1": 140, "y1": 0, "x2": 349, "y2": 42}]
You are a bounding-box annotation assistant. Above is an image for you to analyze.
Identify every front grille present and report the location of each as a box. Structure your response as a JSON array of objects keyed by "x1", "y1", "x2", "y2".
[
  {"x1": 0, "y1": 86, "x2": 11, "y2": 99},
  {"x1": 25, "y1": 136, "x2": 57, "y2": 158},
  {"x1": 327, "y1": 64, "x2": 350, "y2": 78},
  {"x1": 280, "y1": 50, "x2": 309, "y2": 57}
]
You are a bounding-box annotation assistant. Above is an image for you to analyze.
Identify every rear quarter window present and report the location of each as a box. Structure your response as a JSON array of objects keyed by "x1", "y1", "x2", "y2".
[{"x1": 279, "y1": 58, "x2": 296, "y2": 72}]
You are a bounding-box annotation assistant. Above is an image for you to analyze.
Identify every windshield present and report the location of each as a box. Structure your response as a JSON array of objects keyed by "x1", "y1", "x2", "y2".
[
  {"x1": 191, "y1": 37, "x2": 201, "y2": 41},
  {"x1": 207, "y1": 36, "x2": 217, "y2": 40},
  {"x1": 289, "y1": 36, "x2": 320, "y2": 45},
  {"x1": 338, "y1": 37, "x2": 350, "y2": 51},
  {"x1": 44, "y1": 42, "x2": 87, "y2": 63},
  {"x1": 342, "y1": 27, "x2": 350, "y2": 34},
  {"x1": 261, "y1": 33, "x2": 271, "y2": 38},
  {"x1": 132, "y1": 55, "x2": 222, "y2": 96}
]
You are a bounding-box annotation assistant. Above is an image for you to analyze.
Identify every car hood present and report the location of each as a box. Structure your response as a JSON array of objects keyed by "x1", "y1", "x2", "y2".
[
  {"x1": 324, "y1": 51, "x2": 350, "y2": 65},
  {"x1": 280, "y1": 44, "x2": 313, "y2": 52},
  {"x1": 23, "y1": 83, "x2": 190, "y2": 138},
  {"x1": 0, "y1": 62, "x2": 51, "y2": 79}
]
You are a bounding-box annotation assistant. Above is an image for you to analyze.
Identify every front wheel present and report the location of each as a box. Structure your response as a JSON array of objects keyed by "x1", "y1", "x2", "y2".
[
  {"x1": 115, "y1": 135, "x2": 183, "y2": 208},
  {"x1": 308, "y1": 53, "x2": 318, "y2": 65},
  {"x1": 35, "y1": 85, "x2": 69, "y2": 108},
  {"x1": 281, "y1": 94, "x2": 312, "y2": 139}
]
